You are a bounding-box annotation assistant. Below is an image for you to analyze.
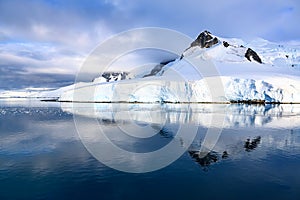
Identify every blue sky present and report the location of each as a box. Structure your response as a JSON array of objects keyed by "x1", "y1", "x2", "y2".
[{"x1": 0, "y1": 0, "x2": 299, "y2": 89}]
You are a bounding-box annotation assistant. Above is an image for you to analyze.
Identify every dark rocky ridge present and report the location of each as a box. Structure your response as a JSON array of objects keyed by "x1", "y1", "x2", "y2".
[
  {"x1": 191, "y1": 30, "x2": 219, "y2": 48},
  {"x1": 143, "y1": 59, "x2": 175, "y2": 77},
  {"x1": 223, "y1": 41, "x2": 230, "y2": 47},
  {"x1": 101, "y1": 72, "x2": 128, "y2": 82},
  {"x1": 245, "y1": 48, "x2": 262, "y2": 63}
]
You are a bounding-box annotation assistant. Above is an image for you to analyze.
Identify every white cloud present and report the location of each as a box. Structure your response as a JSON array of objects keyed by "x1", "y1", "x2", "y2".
[{"x1": 0, "y1": 43, "x2": 85, "y2": 75}]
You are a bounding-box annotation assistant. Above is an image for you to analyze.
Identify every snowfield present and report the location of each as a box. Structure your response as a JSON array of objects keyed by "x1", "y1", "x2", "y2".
[{"x1": 1, "y1": 31, "x2": 300, "y2": 103}]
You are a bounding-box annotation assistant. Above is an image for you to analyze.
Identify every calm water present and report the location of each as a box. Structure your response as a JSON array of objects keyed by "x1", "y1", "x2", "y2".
[{"x1": 0, "y1": 100, "x2": 300, "y2": 200}]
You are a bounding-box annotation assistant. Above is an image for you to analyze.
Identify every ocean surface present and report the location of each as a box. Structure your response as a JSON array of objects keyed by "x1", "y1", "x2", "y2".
[{"x1": 0, "y1": 100, "x2": 300, "y2": 200}]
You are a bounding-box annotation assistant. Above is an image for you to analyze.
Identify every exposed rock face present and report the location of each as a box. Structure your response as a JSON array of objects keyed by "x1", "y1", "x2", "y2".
[
  {"x1": 223, "y1": 41, "x2": 230, "y2": 47},
  {"x1": 143, "y1": 59, "x2": 175, "y2": 77},
  {"x1": 101, "y1": 72, "x2": 128, "y2": 82},
  {"x1": 143, "y1": 64, "x2": 165, "y2": 78},
  {"x1": 245, "y1": 48, "x2": 262, "y2": 64},
  {"x1": 190, "y1": 30, "x2": 219, "y2": 48}
]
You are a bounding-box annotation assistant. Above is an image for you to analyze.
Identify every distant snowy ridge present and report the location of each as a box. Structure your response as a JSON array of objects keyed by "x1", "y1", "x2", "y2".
[{"x1": 1, "y1": 30, "x2": 300, "y2": 103}]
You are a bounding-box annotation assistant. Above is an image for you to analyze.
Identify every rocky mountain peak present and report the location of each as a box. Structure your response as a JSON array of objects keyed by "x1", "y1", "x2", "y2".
[
  {"x1": 185, "y1": 30, "x2": 263, "y2": 64},
  {"x1": 190, "y1": 30, "x2": 219, "y2": 48}
]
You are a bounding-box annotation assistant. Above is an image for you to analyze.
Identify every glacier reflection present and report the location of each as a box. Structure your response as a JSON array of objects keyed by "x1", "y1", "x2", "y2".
[{"x1": 61, "y1": 103, "x2": 300, "y2": 128}]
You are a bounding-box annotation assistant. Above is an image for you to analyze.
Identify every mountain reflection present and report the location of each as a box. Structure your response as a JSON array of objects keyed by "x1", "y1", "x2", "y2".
[
  {"x1": 61, "y1": 103, "x2": 300, "y2": 171},
  {"x1": 244, "y1": 136, "x2": 261, "y2": 152},
  {"x1": 189, "y1": 151, "x2": 220, "y2": 171},
  {"x1": 189, "y1": 135, "x2": 263, "y2": 171}
]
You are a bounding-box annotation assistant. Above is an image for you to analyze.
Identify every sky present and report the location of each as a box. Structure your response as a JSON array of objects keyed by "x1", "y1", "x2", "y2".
[{"x1": 0, "y1": 0, "x2": 299, "y2": 89}]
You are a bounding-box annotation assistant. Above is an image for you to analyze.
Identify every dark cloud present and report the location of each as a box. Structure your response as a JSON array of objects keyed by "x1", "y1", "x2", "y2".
[{"x1": 0, "y1": 65, "x2": 75, "y2": 90}]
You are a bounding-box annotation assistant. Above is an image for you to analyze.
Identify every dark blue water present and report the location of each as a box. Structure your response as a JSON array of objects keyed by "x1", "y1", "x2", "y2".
[{"x1": 0, "y1": 101, "x2": 300, "y2": 200}]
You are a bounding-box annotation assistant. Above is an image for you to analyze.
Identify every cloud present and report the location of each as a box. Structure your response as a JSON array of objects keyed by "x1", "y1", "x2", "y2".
[
  {"x1": 0, "y1": 43, "x2": 77, "y2": 89},
  {"x1": 0, "y1": 0, "x2": 122, "y2": 49},
  {"x1": 1, "y1": 0, "x2": 299, "y2": 44},
  {"x1": 0, "y1": 65, "x2": 75, "y2": 90},
  {"x1": 0, "y1": 42, "x2": 84, "y2": 73}
]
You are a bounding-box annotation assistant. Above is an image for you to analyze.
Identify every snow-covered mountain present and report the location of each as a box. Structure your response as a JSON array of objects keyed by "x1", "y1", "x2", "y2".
[{"x1": 1, "y1": 30, "x2": 300, "y2": 103}]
